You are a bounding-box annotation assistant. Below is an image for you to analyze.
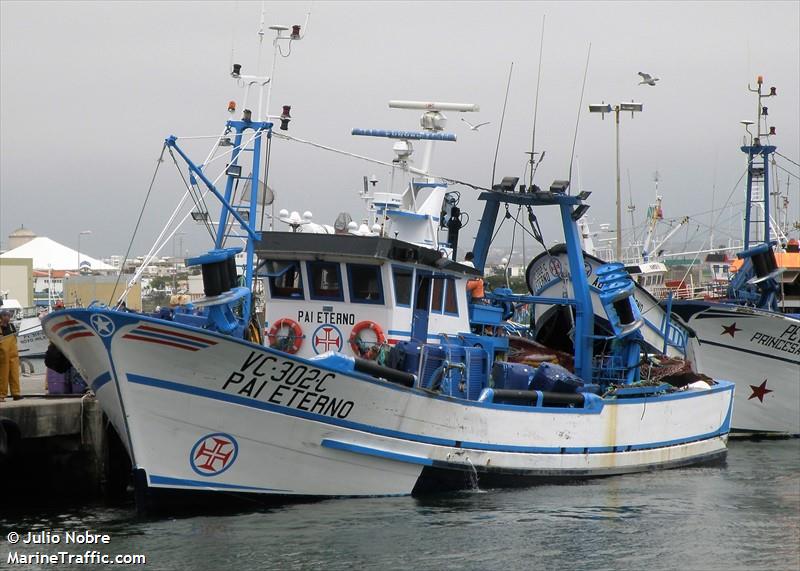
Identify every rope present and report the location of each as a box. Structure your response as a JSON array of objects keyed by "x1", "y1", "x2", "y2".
[{"x1": 109, "y1": 144, "x2": 166, "y2": 306}]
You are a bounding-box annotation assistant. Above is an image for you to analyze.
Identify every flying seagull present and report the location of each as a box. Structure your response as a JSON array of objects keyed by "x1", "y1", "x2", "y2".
[
  {"x1": 638, "y1": 72, "x2": 660, "y2": 86},
  {"x1": 461, "y1": 117, "x2": 491, "y2": 131}
]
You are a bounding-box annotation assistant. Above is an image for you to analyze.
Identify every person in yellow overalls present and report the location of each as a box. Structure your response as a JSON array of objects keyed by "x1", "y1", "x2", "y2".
[{"x1": 0, "y1": 310, "x2": 22, "y2": 402}]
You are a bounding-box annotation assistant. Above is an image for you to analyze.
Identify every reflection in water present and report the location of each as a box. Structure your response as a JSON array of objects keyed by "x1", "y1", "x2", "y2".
[{"x1": 1, "y1": 441, "x2": 797, "y2": 571}]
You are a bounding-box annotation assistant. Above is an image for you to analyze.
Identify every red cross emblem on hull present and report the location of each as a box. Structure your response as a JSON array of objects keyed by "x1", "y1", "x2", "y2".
[
  {"x1": 312, "y1": 324, "x2": 343, "y2": 354},
  {"x1": 190, "y1": 433, "x2": 239, "y2": 476}
]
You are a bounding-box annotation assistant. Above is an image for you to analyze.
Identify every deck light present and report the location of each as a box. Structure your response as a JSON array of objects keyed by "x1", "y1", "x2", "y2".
[
  {"x1": 571, "y1": 204, "x2": 591, "y2": 221},
  {"x1": 226, "y1": 164, "x2": 243, "y2": 178},
  {"x1": 550, "y1": 180, "x2": 570, "y2": 194},
  {"x1": 191, "y1": 211, "x2": 210, "y2": 222},
  {"x1": 577, "y1": 190, "x2": 592, "y2": 201},
  {"x1": 494, "y1": 176, "x2": 519, "y2": 192},
  {"x1": 242, "y1": 109, "x2": 252, "y2": 122}
]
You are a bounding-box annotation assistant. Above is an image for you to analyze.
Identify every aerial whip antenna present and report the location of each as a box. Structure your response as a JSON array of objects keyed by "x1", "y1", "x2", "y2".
[
  {"x1": 527, "y1": 15, "x2": 546, "y2": 188},
  {"x1": 256, "y1": 1, "x2": 266, "y2": 75},
  {"x1": 491, "y1": 62, "x2": 514, "y2": 187},
  {"x1": 229, "y1": 1, "x2": 238, "y2": 71},
  {"x1": 567, "y1": 42, "x2": 591, "y2": 193}
]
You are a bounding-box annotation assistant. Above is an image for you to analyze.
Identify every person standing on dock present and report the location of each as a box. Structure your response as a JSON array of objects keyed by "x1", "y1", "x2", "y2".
[{"x1": 0, "y1": 310, "x2": 22, "y2": 402}]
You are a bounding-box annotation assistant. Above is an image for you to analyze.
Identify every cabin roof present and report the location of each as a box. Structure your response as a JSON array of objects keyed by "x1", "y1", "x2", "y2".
[{"x1": 255, "y1": 232, "x2": 481, "y2": 275}]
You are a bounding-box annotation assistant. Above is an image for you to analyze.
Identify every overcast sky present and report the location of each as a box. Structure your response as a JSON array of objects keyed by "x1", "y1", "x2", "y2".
[{"x1": 1, "y1": 1, "x2": 798, "y2": 263}]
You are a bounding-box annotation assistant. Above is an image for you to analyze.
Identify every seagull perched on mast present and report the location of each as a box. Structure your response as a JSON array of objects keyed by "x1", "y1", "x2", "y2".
[
  {"x1": 461, "y1": 117, "x2": 491, "y2": 131},
  {"x1": 638, "y1": 72, "x2": 660, "y2": 86}
]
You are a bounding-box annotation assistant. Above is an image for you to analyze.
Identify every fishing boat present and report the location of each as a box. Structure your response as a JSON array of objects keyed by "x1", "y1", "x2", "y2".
[
  {"x1": 667, "y1": 77, "x2": 799, "y2": 436},
  {"x1": 531, "y1": 77, "x2": 799, "y2": 437},
  {"x1": 42, "y1": 24, "x2": 733, "y2": 508},
  {"x1": 0, "y1": 298, "x2": 49, "y2": 358}
]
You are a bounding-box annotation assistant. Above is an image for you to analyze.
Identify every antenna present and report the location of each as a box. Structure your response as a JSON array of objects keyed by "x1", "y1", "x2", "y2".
[
  {"x1": 567, "y1": 43, "x2": 592, "y2": 192},
  {"x1": 527, "y1": 15, "x2": 546, "y2": 188},
  {"x1": 491, "y1": 62, "x2": 514, "y2": 187}
]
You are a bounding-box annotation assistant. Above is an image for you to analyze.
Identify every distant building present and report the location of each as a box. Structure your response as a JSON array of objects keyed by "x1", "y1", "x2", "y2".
[
  {"x1": 1, "y1": 236, "x2": 114, "y2": 272},
  {"x1": 7, "y1": 226, "x2": 37, "y2": 250},
  {"x1": 0, "y1": 257, "x2": 33, "y2": 306}
]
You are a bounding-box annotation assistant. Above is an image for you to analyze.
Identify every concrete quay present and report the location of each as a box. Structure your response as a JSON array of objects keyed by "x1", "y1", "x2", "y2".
[{"x1": 0, "y1": 372, "x2": 130, "y2": 500}]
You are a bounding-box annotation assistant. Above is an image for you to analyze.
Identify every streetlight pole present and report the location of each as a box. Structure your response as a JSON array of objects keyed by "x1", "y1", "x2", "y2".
[
  {"x1": 615, "y1": 106, "x2": 622, "y2": 261},
  {"x1": 588, "y1": 101, "x2": 643, "y2": 261},
  {"x1": 77, "y1": 230, "x2": 92, "y2": 270}
]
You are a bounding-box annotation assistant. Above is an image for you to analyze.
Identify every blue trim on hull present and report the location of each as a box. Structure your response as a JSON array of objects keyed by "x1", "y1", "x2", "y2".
[
  {"x1": 697, "y1": 338, "x2": 800, "y2": 365},
  {"x1": 148, "y1": 474, "x2": 291, "y2": 493},
  {"x1": 321, "y1": 439, "x2": 434, "y2": 466},
  {"x1": 91, "y1": 371, "x2": 112, "y2": 392},
  {"x1": 126, "y1": 373, "x2": 731, "y2": 455}
]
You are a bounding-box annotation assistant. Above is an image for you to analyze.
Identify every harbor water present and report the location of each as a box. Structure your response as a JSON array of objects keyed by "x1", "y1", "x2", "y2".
[{"x1": 1, "y1": 439, "x2": 797, "y2": 571}]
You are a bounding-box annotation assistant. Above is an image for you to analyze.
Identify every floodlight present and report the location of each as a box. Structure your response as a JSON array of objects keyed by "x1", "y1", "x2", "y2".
[
  {"x1": 550, "y1": 180, "x2": 570, "y2": 194},
  {"x1": 493, "y1": 176, "x2": 519, "y2": 192},
  {"x1": 620, "y1": 102, "x2": 643, "y2": 112},
  {"x1": 589, "y1": 104, "x2": 612, "y2": 114},
  {"x1": 577, "y1": 190, "x2": 592, "y2": 201},
  {"x1": 226, "y1": 164, "x2": 243, "y2": 178},
  {"x1": 571, "y1": 204, "x2": 591, "y2": 220}
]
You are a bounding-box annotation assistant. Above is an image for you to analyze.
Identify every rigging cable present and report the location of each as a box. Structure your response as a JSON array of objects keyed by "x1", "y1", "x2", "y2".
[
  {"x1": 272, "y1": 131, "x2": 493, "y2": 192},
  {"x1": 775, "y1": 151, "x2": 800, "y2": 169},
  {"x1": 168, "y1": 147, "x2": 216, "y2": 240},
  {"x1": 109, "y1": 144, "x2": 166, "y2": 307}
]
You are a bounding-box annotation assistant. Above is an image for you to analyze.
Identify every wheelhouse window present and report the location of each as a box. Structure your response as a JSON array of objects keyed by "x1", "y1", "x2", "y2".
[
  {"x1": 415, "y1": 274, "x2": 431, "y2": 311},
  {"x1": 307, "y1": 261, "x2": 344, "y2": 301},
  {"x1": 431, "y1": 277, "x2": 459, "y2": 315},
  {"x1": 265, "y1": 261, "x2": 304, "y2": 299},
  {"x1": 431, "y1": 278, "x2": 444, "y2": 312},
  {"x1": 444, "y1": 279, "x2": 458, "y2": 314},
  {"x1": 348, "y1": 264, "x2": 384, "y2": 304},
  {"x1": 393, "y1": 266, "x2": 413, "y2": 307}
]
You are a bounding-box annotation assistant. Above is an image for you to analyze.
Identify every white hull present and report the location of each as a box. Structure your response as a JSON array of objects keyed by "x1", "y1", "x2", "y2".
[
  {"x1": 672, "y1": 302, "x2": 800, "y2": 436},
  {"x1": 43, "y1": 309, "x2": 733, "y2": 499},
  {"x1": 17, "y1": 317, "x2": 48, "y2": 358}
]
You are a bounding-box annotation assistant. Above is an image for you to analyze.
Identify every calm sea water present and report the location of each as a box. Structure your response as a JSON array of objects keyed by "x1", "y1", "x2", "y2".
[{"x1": 1, "y1": 440, "x2": 798, "y2": 571}]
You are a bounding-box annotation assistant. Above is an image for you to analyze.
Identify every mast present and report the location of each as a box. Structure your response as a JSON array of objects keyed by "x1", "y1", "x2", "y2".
[{"x1": 742, "y1": 75, "x2": 778, "y2": 249}]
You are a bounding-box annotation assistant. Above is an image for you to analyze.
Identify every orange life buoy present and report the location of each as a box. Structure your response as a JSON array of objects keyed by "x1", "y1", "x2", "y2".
[
  {"x1": 268, "y1": 318, "x2": 303, "y2": 354},
  {"x1": 349, "y1": 320, "x2": 386, "y2": 358}
]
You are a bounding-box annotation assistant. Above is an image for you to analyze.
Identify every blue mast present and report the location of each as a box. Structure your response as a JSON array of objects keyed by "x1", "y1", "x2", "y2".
[
  {"x1": 471, "y1": 184, "x2": 595, "y2": 381},
  {"x1": 742, "y1": 76, "x2": 778, "y2": 250}
]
